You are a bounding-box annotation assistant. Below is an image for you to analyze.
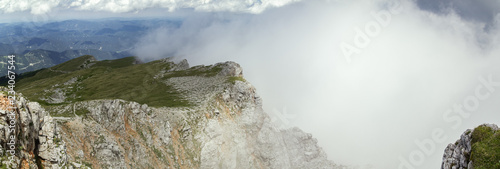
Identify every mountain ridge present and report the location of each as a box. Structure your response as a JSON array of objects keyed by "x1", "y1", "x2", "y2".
[{"x1": 0, "y1": 56, "x2": 343, "y2": 169}]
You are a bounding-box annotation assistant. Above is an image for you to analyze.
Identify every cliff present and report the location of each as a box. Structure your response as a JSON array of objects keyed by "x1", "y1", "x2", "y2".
[{"x1": 0, "y1": 57, "x2": 342, "y2": 169}]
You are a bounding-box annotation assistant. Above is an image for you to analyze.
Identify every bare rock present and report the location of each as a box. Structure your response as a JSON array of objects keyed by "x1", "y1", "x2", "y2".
[{"x1": 217, "y1": 61, "x2": 243, "y2": 77}]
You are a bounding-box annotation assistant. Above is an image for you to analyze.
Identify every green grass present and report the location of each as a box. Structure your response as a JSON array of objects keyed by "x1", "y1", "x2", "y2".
[
  {"x1": 472, "y1": 125, "x2": 495, "y2": 145},
  {"x1": 75, "y1": 62, "x2": 191, "y2": 107},
  {"x1": 75, "y1": 108, "x2": 89, "y2": 117},
  {"x1": 152, "y1": 147, "x2": 163, "y2": 158},
  {"x1": 0, "y1": 68, "x2": 64, "y2": 86},
  {"x1": 91, "y1": 56, "x2": 137, "y2": 69},
  {"x1": 51, "y1": 55, "x2": 95, "y2": 72},
  {"x1": 82, "y1": 161, "x2": 93, "y2": 168},
  {"x1": 0, "y1": 55, "x2": 96, "y2": 86},
  {"x1": 1, "y1": 55, "x2": 229, "y2": 109},
  {"x1": 138, "y1": 129, "x2": 147, "y2": 142},
  {"x1": 54, "y1": 137, "x2": 62, "y2": 145},
  {"x1": 49, "y1": 110, "x2": 74, "y2": 117},
  {"x1": 227, "y1": 76, "x2": 246, "y2": 84},
  {"x1": 470, "y1": 125, "x2": 500, "y2": 169},
  {"x1": 162, "y1": 65, "x2": 223, "y2": 79},
  {"x1": 10, "y1": 56, "x2": 196, "y2": 108}
]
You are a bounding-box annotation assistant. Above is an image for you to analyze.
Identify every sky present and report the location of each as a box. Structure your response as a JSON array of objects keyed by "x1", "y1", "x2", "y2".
[{"x1": 1, "y1": 0, "x2": 500, "y2": 168}]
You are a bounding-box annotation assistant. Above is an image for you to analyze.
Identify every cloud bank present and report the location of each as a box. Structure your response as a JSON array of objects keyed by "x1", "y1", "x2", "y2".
[
  {"x1": 0, "y1": 0, "x2": 298, "y2": 15},
  {"x1": 416, "y1": 0, "x2": 500, "y2": 27},
  {"x1": 132, "y1": 0, "x2": 500, "y2": 168}
]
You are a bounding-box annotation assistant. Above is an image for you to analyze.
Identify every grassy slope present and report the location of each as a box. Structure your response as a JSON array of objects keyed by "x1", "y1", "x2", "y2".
[
  {"x1": 10, "y1": 55, "x2": 216, "y2": 108},
  {"x1": 51, "y1": 55, "x2": 95, "y2": 72},
  {"x1": 471, "y1": 125, "x2": 500, "y2": 168}
]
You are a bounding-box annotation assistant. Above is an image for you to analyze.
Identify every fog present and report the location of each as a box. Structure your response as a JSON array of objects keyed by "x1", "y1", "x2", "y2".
[{"x1": 132, "y1": 0, "x2": 500, "y2": 168}]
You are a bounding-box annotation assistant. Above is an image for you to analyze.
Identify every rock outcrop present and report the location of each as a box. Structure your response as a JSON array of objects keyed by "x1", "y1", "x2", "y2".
[
  {"x1": 441, "y1": 129, "x2": 473, "y2": 169},
  {"x1": 441, "y1": 124, "x2": 499, "y2": 169},
  {"x1": 0, "y1": 88, "x2": 68, "y2": 169}
]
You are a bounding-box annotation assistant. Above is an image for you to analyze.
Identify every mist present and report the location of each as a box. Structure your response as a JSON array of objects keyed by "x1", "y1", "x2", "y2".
[{"x1": 132, "y1": 0, "x2": 500, "y2": 168}]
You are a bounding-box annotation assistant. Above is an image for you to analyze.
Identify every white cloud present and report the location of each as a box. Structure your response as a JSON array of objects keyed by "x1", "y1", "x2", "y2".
[
  {"x1": 0, "y1": 0, "x2": 300, "y2": 15},
  {"x1": 0, "y1": 0, "x2": 60, "y2": 14},
  {"x1": 132, "y1": 0, "x2": 500, "y2": 168}
]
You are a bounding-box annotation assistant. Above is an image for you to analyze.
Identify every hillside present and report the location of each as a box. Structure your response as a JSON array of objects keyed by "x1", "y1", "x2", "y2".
[
  {"x1": 0, "y1": 56, "x2": 341, "y2": 169},
  {"x1": 7, "y1": 55, "x2": 232, "y2": 108}
]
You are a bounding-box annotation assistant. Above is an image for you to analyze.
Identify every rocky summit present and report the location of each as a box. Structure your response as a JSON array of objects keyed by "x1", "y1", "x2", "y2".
[
  {"x1": 0, "y1": 56, "x2": 344, "y2": 169},
  {"x1": 441, "y1": 124, "x2": 500, "y2": 169}
]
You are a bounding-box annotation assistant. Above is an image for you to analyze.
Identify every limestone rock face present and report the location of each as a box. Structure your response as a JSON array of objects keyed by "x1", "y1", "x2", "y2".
[
  {"x1": 38, "y1": 116, "x2": 67, "y2": 166},
  {"x1": 54, "y1": 99, "x2": 172, "y2": 168},
  {"x1": 217, "y1": 61, "x2": 243, "y2": 77},
  {"x1": 198, "y1": 79, "x2": 340, "y2": 169},
  {"x1": 441, "y1": 129, "x2": 473, "y2": 169},
  {"x1": 0, "y1": 88, "x2": 68, "y2": 169}
]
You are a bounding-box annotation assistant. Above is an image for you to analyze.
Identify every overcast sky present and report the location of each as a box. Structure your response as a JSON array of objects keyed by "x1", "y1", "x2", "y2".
[
  {"x1": 416, "y1": 0, "x2": 500, "y2": 26},
  {"x1": 1, "y1": 0, "x2": 500, "y2": 169}
]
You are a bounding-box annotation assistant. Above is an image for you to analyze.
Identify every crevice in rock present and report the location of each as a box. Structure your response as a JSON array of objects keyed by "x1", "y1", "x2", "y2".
[{"x1": 34, "y1": 138, "x2": 44, "y2": 169}]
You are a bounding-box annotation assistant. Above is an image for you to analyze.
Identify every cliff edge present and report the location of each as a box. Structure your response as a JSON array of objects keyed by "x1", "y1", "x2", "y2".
[{"x1": 0, "y1": 57, "x2": 343, "y2": 169}]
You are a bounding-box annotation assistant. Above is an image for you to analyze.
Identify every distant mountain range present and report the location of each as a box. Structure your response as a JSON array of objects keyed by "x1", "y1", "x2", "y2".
[
  {"x1": 0, "y1": 19, "x2": 182, "y2": 75},
  {"x1": 0, "y1": 49, "x2": 129, "y2": 74}
]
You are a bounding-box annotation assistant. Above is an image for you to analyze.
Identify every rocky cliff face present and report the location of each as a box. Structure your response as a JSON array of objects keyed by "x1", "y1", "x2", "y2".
[
  {"x1": 441, "y1": 129, "x2": 474, "y2": 169},
  {"x1": 0, "y1": 89, "x2": 68, "y2": 168},
  {"x1": 1, "y1": 60, "x2": 342, "y2": 168},
  {"x1": 441, "y1": 124, "x2": 499, "y2": 169}
]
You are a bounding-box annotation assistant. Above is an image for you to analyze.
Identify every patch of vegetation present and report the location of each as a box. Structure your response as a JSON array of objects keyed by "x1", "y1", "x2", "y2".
[
  {"x1": 138, "y1": 129, "x2": 147, "y2": 142},
  {"x1": 5, "y1": 56, "x2": 194, "y2": 108},
  {"x1": 0, "y1": 155, "x2": 11, "y2": 169},
  {"x1": 0, "y1": 68, "x2": 64, "y2": 86},
  {"x1": 75, "y1": 108, "x2": 89, "y2": 117},
  {"x1": 152, "y1": 147, "x2": 163, "y2": 158},
  {"x1": 49, "y1": 110, "x2": 75, "y2": 117},
  {"x1": 51, "y1": 55, "x2": 95, "y2": 72},
  {"x1": 82, "y1": 161, "x2": 93, "y2": 168},
  {"x1": 162, "y1": 65, "x2": 222, "y2": 79},
  {"x1": 227, "y1": 76, "x2": 246, "y2": 84},
  {"x1": 470, "y1": 125, "x2": 500, "y2": 169},
  {"x1": 54, "y1": 137, "x2": 61, "y2": 145},
  {"x1": 91, "y1": 56, "x2": 137, "y2": 69},
  {"x1": 472, "y1": 125, "x2": 495, "y2": 145},
  {"x1": 76, "y1": 62, "x2": 191, "y2": 107},
  {"x1": 96, "y1": 135, "x2": 106, "y2": 144}
]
